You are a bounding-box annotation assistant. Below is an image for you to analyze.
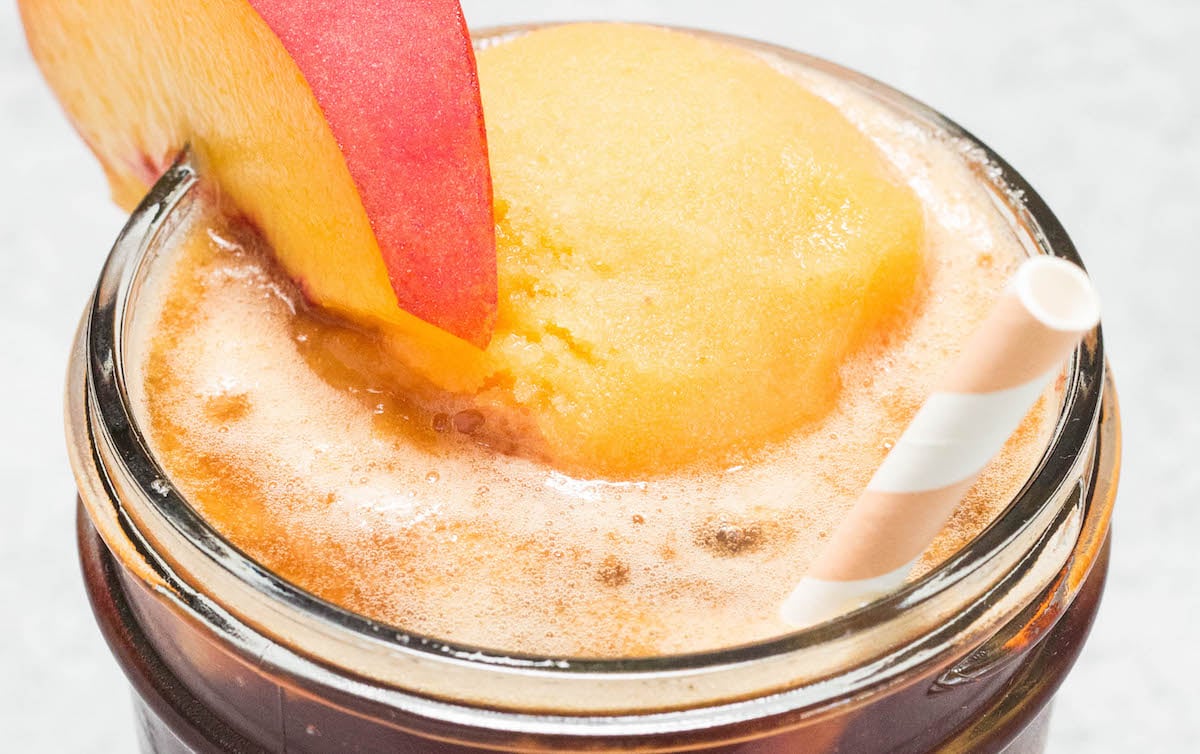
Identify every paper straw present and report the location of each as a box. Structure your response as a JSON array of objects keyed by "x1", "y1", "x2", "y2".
[{"x1": 780, "y1": 256, "x2": 1101, "y2": 627}]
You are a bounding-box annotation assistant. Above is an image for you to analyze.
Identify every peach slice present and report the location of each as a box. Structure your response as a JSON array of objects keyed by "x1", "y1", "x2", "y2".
[{"x1": 19, "y1": 0, "x2": 496, "y2": 345}]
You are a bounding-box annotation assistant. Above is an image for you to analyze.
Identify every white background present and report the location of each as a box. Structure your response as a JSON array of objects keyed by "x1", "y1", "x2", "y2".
[{"x1": 1, "y1": 1, "x2": 1197, "y2": 751}]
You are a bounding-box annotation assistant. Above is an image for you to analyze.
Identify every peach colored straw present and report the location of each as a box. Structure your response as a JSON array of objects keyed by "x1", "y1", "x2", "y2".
[{"x1": 780, "y1": 256, "x2": 1101, "y2": 628}]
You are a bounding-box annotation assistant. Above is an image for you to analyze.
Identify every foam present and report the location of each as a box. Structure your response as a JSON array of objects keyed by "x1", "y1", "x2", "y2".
[{"x1": 129, "y1": 44, "x2": 1056, "y2": 658}]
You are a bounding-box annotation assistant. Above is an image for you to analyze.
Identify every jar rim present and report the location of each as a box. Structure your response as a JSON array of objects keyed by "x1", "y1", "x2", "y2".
[{"x1": 71, "y1": 22, "x2": 1110, "y2": 719}]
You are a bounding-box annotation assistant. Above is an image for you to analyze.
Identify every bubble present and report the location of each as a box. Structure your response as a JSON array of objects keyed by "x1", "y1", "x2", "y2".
[
  {"x1": 453, "y1": 409, "x2": 485, "y2": 434},
  {"x1": 426, "y1": 471, "x2": 440, "y2": 483},
  {"x1": 695, "y1": 517, "x2": 764, "y2": 556}
]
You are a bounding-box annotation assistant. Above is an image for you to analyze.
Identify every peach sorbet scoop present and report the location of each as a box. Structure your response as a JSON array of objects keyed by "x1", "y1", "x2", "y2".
[{"x1": 387, "y1": 24, "x2": 926, "y2": 476}]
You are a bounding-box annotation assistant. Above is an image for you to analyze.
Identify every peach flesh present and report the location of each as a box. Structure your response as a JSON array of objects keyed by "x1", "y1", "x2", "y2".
[{"x1": 19, "y1": 0, "x2": 496, "y2": 345}]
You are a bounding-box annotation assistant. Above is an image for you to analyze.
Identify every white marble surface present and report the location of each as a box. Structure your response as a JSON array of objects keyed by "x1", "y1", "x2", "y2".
[{"x1": 1, "y1": 1, "x2": 1196, "y2": 751}]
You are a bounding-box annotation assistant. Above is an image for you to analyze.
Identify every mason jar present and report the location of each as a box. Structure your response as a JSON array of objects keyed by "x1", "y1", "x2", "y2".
[{"x1": 65, "y1": 25, "x2": 1120, "y2": 754}]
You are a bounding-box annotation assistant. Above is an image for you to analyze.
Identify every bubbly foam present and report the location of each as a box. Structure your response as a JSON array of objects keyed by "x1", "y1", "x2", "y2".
[{"x1": 130, "y1": 44, "x2": 1055, "y2": 658}]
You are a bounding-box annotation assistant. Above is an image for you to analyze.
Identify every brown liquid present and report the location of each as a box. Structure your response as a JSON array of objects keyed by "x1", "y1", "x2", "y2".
[{"x1": 128, "y1": 51, "x2": 1056, "y2": 659}]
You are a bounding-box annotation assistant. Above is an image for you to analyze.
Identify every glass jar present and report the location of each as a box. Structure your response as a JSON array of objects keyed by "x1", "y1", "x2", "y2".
[{"x1": 66, "y1": 25, "x2": 1119, "y2": 754}]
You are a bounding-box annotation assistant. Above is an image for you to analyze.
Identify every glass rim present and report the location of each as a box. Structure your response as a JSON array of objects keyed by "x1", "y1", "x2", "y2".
[{"x1": 79, "y1": 23, "x2": 1106, "y2": 681}]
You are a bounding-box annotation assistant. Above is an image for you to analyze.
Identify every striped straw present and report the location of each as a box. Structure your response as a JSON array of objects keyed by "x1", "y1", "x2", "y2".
[{"x1": 780, "y1": 256, "x2": 1101, "y2": 628}]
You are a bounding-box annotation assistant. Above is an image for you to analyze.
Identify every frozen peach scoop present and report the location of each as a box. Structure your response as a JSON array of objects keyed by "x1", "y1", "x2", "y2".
[{"x1": 388, "y1": 24, "x2": 927, "y2": 476}]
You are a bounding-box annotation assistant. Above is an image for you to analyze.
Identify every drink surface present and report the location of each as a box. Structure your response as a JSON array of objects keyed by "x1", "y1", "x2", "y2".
[{"x1": 129, "y1": 25, "x2": 1055, "y2": 658}]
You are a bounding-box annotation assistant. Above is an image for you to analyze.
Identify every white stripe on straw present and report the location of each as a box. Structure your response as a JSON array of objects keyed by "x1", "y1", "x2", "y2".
[{"x1": 780, "y1": 256, "x2": 1100, "y2": 628}]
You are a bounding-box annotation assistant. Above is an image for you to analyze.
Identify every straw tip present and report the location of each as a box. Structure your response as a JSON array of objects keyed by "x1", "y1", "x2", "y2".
[
  {"x1": 779, "y1": 584, "x2": 829, "y2": 628},
  {"x1": 780, "y1": 563, "x2": 915, "y2": 628},
  {"x1": 1014, "y1": 257, "x2": 1101, "y2": 333},
  {"x1": 779, "y1": 578, "x2": 869, "y2": 628}
]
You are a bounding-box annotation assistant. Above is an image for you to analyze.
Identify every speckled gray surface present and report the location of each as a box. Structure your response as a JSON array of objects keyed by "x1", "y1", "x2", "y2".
[{"x1": 1, "y1": 1, "x2": 1196, "y2": 751}]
